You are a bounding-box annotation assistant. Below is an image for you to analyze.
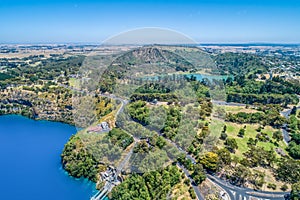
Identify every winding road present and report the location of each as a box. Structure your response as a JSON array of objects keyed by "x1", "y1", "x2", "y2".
[
  {"x1": 97, "y1": 93, "x2": 205, "y2": 200},
  {"x1": 280, "y1": 105, "x2": 300, "y2": 144},
  {"x1": 64, "y1": 83, "x2": 292, "y2": 200},
  {"x1": 104, "y1": 96, "x2": 291, "y2": 200},
  {"x1": 207, "y1": 174, "x2": 289, "y2": 200}
]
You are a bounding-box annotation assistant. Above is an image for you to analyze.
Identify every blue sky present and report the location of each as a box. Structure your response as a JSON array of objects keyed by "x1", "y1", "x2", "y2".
[{"x1": 0, "y1": 0, "x2": 300, "y2": 43}]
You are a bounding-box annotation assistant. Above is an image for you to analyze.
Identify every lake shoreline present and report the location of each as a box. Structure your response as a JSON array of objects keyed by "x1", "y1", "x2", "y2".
[{"x1": 0, "y1": 114, "x2": 98, "y2": 200}]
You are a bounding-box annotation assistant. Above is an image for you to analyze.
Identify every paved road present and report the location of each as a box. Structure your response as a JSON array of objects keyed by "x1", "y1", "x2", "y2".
[
  {"x1": 99, "y1": 93, "x2": 206, "y2": 200},
  {"x1": 211, "y1": 100, "x2": 297, "y2": 199},
  {"x1": 106, "y1": 95, "x2": 291, "y2": 200},
  {"x1": 280, "y1": 105, "x2": 300, "y2": 144},
  {"x1": 100, "y1": 91, "x2": 295, "y2": 199},
  {"x1": 116, "y1": 141, "x2": 136, "y2": 174},
  {"x1": 65, "y1": 86, "x2": 291, "y2": 200},
  {"x1": 207, "y1": 174, "x2": 288, "y2": 200},
  {"x1": 99, "y1": 93, "x2": 128, "y2": 117},
  {"x1": 177, "y1": 163, "x2": 205, "y2": 200}
]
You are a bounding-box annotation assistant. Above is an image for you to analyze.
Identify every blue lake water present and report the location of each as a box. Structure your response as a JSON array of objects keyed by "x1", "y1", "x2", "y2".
[
  {"x1": 184, "y1": 73, "x2": 230, "y2": 81},
  {"x1": 0, "y1": 115, "x2": 98, "y2": 200},
  {"x1": 144, "y1": 73, "x2": 230, "y2": 81}
]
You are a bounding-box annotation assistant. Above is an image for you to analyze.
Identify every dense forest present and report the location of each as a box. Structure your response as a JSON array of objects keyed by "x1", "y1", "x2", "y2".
[
  {"x1": 215, "y1": 53, "x2": 268, "y2": 75},
  {"x1": 225, "y1": 76, "x2": 299, "y2": 105},
  {"x1": 61, "y1": 135, "x2": 100, "y2": 182},
  {"x1": 109, "y1": 165, "x2": 189, "y2": 200}
]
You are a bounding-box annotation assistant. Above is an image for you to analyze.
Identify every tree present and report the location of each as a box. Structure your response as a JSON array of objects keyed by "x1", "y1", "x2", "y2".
[
  {"x1": 289, "y1": 115, "x2": 299, "y2": 133},
  {"x1": 200, "y1": 152, "x2": 219, "y2": 172},
  {"x1": 287, "y1": 141, "x2": 300, "y2": 159},
  {"x1": 291, "y1": 182, "x2": 300, "y2": 200},
  {"x1": 276, "y1": 158, "x2": 300, "y2": 184},
  {"x1": 61, "y1": 135, "x2": 100, "y2": 183},
  {"x1": 230, "y1": 165, "x2": 251, "y2": 187},
  {"x1": 267, "y1": 183, "x2": 277, "y2": 190},
  {"x1": 281, "y1": 184, "x2": 288, "y2": 191},
  {"x1": 189, "y1": 187, "x2": 196, "y2": 199},
  {"x1": 110, "y1": 174, "x2": 151, "y2": 200},
  {"x1": 291, "y1": 133, "x2": 300, "y2": 144},
  {"x1": 291, "y1": 106, "x2": 297, "y2": 115},
  {"x1": 238, "y1": 128, "x2": 245, "y2": 138},
  {"x1": 156, "y1": 136, "x2": 166, "y2": 149},
  {"x1": 247, "y1": 138, "x2": 257, "y2": 147},
  {"x1": 223, "y1": 125, "x2": 227, "y2": 133},
  {"x1": 220, "y1": 132, "x2": 228, "y2": 140},
  {"x1": 110, "y1": 165, "x2": 183, "y2": 200},
  {"x1": 216, "y1": 148, "x2": 231, "y2": 166},
  {"x1": 127, "y1": 101, "x2": 150, "y2": 125},
  {"x1": 220, "y1": 125, "x2": 228, "y2": 140},
  {"x1": 243, "y1": 146, "x2": 276, "y2": 168},
  {"x1": 272, "y1": 130, "x2": 283, "y2": 142},
  {"x1": 191, "y1": 164, "x2": 206, "y2": 185},
  {"x1": 225, "y1": 138, "x2": 238, "y2": 153}
]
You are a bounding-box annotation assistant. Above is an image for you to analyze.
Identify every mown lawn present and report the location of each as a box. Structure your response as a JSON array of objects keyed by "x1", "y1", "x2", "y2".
[
  {"x1": 214, "y1": 105, "x2": 260, "y2": 114},
  {"x1": 210, "y1": 118, "x2": 287, "y2": 158},
  {"x1": 209, "y1": 118, "x2": 224, "y2": 137}
]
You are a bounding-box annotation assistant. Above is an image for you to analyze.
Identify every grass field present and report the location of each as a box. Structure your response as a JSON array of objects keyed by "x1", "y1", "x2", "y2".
[
  {"x1": 209, "y1": 109, "x2": 289, "y2": 191},
  {"x1": 209, "y1": 116, "x2": 287, "y2": 157},
  {"x1": 214, "y1": 105, "x2": 261, "y2": 114},
  {"x1": 69, "y1": 77, "x2": 80, "y2": 88}
]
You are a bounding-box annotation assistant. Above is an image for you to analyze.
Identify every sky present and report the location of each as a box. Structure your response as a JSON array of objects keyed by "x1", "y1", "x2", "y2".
[{"x1": 0, "y1": 0, "x2": 300, "y2": 44}]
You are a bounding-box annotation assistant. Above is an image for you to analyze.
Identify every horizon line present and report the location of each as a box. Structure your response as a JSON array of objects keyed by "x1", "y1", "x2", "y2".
[{"x1": 0, "y1": 42, "x2": 299, "y2": 46}]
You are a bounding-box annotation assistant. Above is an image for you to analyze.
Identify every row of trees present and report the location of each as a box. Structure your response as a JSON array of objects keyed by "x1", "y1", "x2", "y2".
[
  {"x1": 226, "y1": 109, "x2": 286, "y2": 128},
  {"x1": 135, "y1": 82, "x2": 171, "y2": 94},
  {"x1": 227, "y1": 92, "x2": 298, "y2": 105},
  {"x1": 177, "y1": 154, "x2": 206, "y2": 185},
  {"x1": 287, "y1": 108, "x2": 300, "y2": 159},
  {"x1": 130, "y1": 93, "x2": 178, "y2": 102}
]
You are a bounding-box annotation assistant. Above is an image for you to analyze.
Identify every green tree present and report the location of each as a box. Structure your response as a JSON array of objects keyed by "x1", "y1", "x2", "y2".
[
  {"x1": 291, "y1": 182, "x2": 300, "y2": 200},
  {"x1": 156, "y1": 136, "x2": 166, "y2": 149},
  {"x1": 200, "y1": 152, "x2": 219, "y2": 172},
  {"x1": 281, "y1": 184, "x2": 288, "y2": 191},
  {"x1": 223, "y1": 125, "x2": 227, "y2": 133},
  {"x1": 216, "y1": 148, "x2": 232, "y2": 166},
  {"x1": 191, "y1": 164, "x2": 206, "y2": 185},
  {"x1": 238, "y1": 128, "x2": 245, "y2": 138},
  {"x1": 276, "y1": 158, "x2": 300, "y2": 184},
  {"x1": 272, "y1": 130, "x2": 283, "y2": 142},
  {"x1": 225, "y1": 138, "x2": 238, "y2": 153},
  {"x1": 220, "y1": 132, "x2": 228, "y2": 140},
  {"x1": 287, "y1": 142, "x2": 300, "y2": 159}
]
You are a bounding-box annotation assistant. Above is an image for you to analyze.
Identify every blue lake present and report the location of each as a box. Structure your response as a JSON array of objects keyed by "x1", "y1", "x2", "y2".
[
  {"x1": 144, "y1": 73, "x2": 230, "y2": 81},
  {"x1": 0, "y1": 115, "x2": 98, "y2": 200},
  {"x1": 184, "y1": 73, "x2": 230, "y2": 81}
]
